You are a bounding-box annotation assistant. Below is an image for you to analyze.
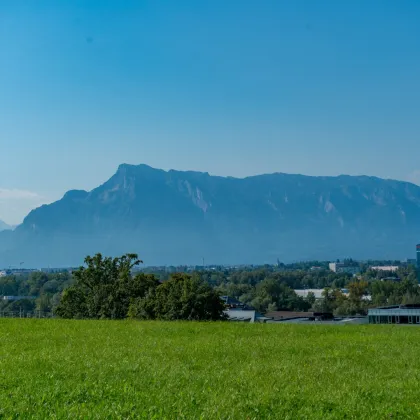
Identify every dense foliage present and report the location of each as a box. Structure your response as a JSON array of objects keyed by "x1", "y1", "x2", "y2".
[
  {"x1": 55, "y1": 253, "x2": 154, "y2": 319},
  {"x1": 1, "y1": 258, "x2": 419, "y2": 317},
  {"x1": 310, "y1": 266, "x2": 420, "y2": 315},
  {"x1": 0, "y1": 271, "x2": 72, "y2": 313},
  {"x1": 55, "y1": 253, "x2": 226, "y2": 320},
  {"x1": 128, "y1": 273, "x2": 226, "y2": 321}
]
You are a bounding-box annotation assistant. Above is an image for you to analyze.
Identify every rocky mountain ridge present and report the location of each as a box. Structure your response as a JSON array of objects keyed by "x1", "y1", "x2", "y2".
[{"x1": 1, "y1": 164, "x2": 419, "y2": 266}]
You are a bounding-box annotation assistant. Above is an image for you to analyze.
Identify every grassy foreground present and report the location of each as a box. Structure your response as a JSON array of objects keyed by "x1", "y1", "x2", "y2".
[{"x1": 0, "y1": 321, "x2": 419, "y2": 419}]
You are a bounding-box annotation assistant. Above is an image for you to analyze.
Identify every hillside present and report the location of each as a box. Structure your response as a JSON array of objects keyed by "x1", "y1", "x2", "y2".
[
  {"x1": 1, "y1": 164, "x2": 420, "y2": 266},
  {"x1": 0, "y1": 220, "x2": 12, "y2": 232}
]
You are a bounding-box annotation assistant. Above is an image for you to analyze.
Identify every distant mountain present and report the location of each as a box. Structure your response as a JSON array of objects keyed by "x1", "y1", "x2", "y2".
[
  {"x1": 0, "y1": 220, "x2": 12, "y2": 232},
  {"x1": 1, "y1": 164, "x2": 420, "y2": 267}
]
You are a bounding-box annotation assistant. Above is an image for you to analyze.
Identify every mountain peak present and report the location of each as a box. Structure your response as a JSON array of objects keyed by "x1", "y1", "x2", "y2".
[
  {"x1": 63, "y1": 190, "x2": 88, "y2": 200},
  {"x1": 117, "y1": 163, "x2": 158, "y2": 173},
  {"x1": 2, "y1": 165, "x2": 420, "y2": 266}
]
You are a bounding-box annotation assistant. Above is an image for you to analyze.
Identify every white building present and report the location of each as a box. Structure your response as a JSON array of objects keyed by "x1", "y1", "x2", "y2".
[
  {"x1": 329, "y1": 262, "x2": 360, "y2": 275},
  {"x1": 294, "y1": 289, "x2": 324, "y2": 299},
  {"x1": 370, "y1": 266, "x2": 399, "y2": 272}
]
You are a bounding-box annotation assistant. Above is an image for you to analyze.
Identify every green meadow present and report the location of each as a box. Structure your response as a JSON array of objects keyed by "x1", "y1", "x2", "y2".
[{"x1": 0, "y1": 320, "x2": 419, "y2": 419}]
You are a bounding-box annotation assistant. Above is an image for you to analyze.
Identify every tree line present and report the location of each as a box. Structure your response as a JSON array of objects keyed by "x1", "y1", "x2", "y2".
[
  {"x1": 56, "y1": 254, "x2": 226, "y2": 320},
  {"x1": 0, "y1": 256, "x2": 418, "y2": 318},
  {"x1": 0, "y1": 270, "x2": 72, "y2": 313}
]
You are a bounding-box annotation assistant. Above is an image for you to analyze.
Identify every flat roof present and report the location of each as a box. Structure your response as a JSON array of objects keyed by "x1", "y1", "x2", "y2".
[{"x1": 369, "y1": 308, "x2": 420, "y2": 316}]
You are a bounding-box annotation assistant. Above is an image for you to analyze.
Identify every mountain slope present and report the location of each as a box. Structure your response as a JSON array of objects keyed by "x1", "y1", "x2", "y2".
[
  {"x1": 1, "y1": 164, "x2": 420, "y2": 266},
  {"x1": 0, "y1": 220, "x2": 12, "y2": 232}
]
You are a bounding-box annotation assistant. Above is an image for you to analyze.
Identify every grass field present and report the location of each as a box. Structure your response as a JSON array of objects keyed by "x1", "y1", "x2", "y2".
[{"x1": 0, "y1": 320, "x2": 420, "y2": 419}]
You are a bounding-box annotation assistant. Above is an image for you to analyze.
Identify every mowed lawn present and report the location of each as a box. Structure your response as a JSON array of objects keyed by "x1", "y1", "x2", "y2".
[{"x1": 0, "y1": 321, "x2": 420, "y2": 419}]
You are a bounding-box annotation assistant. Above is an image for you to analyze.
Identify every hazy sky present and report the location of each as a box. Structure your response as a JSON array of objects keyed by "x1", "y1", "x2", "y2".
[{"x1": 1, "y1": 0, "x2": 420, "y2": 224}]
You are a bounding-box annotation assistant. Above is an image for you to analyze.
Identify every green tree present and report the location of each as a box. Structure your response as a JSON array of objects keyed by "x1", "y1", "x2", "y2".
[
  {"x1": 130, "y1": 273, "x2": 226, "y2": 321},
  {"x1": 55, "y1": 287, "x2": 87, "y2": 319},
  {"x1": 6, "y1": 299, "x2": 36, "y2": 313},
  {"x1": 36, "y1": 294, "x2": 52, "y2": 312},
  {"x1": 56, "y1": 253, "x2": 158, "y2": 319},
  {"x1": 313, "y1": 287, "x2": 346, "y2": 313},
  {"x1": 266, "y1": 302, "x2": 278, "y2": 312},
  {"x1": 348, "y1": 280, "x2": 368, "y2": 303},
  {"x1": 250, "y1": 278, "x2": 310, "y2": 313},
  {"x1": 306, "y1": 291, "x2": 316, "y2": 307}
]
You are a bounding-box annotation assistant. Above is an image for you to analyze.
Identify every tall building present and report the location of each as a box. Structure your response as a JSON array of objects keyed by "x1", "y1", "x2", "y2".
[{"x1": 417, "y1": 244, "x2": 420, "y2": 268}]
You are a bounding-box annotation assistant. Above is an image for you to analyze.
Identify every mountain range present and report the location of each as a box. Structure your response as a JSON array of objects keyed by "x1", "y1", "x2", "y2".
[{"x1": 1, "y1": 163, "x2": 420, "y2": 267}]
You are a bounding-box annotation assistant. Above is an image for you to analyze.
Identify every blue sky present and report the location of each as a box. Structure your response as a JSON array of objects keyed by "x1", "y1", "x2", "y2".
[{"x1": 1, "y1": 0, "x2": 420, "y2": 224}]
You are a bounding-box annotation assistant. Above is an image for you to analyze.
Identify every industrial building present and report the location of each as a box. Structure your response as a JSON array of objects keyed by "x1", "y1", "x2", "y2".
[
  {"x1": 368, "y1": 305, "x2": 420, "y2": 324},
  {"x1": 328, "y1": 262, "x2": 360, "y2": 275},
  {"x1": 267, "y1": 316, "x2": 367, "y2": 325},
  {"x1": 225, "y1": 308, "x2": 368, "y2": 324}
]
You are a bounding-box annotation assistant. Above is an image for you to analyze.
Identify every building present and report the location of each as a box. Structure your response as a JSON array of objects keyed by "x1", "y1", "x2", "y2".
[
  {"x1": 368, "y1": 305, "x2": 420, "y2": 324},
  {"x1": 2, "y1": 296, "x2": 36, "y2": 301},
  {"x1": 40, "y1": 267, "x2": 74, "y2": 273},
  {"x1": 267, "y1": 313, "x2": 367, "y2": 324},
  {"x1": 370, "y1": 266, "x2": 399, "y2": 272},
  {"x1": 417, "y1": 244, "x2": 420, "y2": 268},
  {"x1": 294, "y1": 289, "x2": 324, "y2": 299},
  {"x1": 221, "y1": 296, "x2": 246, "y2": 309},
  {"x1": 380, "y1": 277, "x2": 400, "y2": 282},
  {"x1": 224, "y1": 309, "x2": 271, "y2": 323},
  {"x1": 266, "y1": 311, "x2": 325, "y2": 321},
  {"x1": 329, "y1": 262, "x2": 360, "y2": 275}
]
